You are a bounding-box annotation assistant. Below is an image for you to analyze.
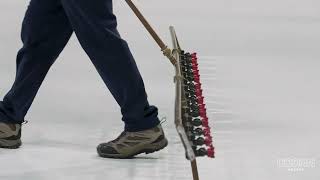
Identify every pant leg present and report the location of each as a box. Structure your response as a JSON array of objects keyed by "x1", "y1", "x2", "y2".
[
  {"x1": 0, "y1": 0, "x2": 73, "y2": 123},
  {"x1": 61, "y1": 0, "x2": 159, "y2": 132}
]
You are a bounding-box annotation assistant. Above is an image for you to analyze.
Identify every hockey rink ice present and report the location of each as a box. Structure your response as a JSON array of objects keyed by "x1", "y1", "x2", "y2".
[{"x1": 0, "y1": 1, "x2": 319, "y2": 180}]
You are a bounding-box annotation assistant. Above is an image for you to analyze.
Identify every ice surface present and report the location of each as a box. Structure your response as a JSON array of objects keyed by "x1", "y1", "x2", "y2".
[{"x1": 0, "y1": 0, "x2": 320, "y2": 180}]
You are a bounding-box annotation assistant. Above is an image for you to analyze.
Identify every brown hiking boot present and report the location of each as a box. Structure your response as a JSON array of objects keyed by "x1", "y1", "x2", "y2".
[
  {"x1": 0, "y1": 122, "x2": 22, "y2": 149},
  {"x1": 97, "y1": 124, "x2": 168, "y2": 158}
]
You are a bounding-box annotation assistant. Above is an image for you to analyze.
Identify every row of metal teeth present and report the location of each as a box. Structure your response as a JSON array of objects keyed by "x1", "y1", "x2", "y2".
[{"x1": 180, "y1": 52, "x2": 215, "y2": 158}]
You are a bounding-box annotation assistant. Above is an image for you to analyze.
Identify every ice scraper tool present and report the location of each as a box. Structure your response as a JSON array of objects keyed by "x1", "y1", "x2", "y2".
[{"x1": 125, "y1": 1, "x2": 215, "y2": 179}]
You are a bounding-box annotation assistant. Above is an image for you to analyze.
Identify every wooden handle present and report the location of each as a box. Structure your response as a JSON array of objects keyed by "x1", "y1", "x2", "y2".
[
  {"x1": 125, "y1": 0, "x2": 177, "y2": 65},
  {"x1": 125, "y1": 0, "x2": 166, "y2": 49},
  {"x1": 191, "y1": 160, "x2": 200, "y2": 180}
]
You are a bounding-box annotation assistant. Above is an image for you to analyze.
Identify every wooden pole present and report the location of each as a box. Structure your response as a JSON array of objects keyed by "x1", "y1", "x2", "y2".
[
  {"x1": 124, "y1": 0, "x2": 176, "y2": 65},
  {"x1": 191, "y1": 159, "x2": 200, "y2": 180},
  {"x1": 125, "y1": 0, "x2": 166, "y2": 49}
]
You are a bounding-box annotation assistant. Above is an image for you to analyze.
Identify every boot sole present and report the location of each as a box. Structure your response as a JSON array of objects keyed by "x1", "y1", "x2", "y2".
[
  {"x1": 0, "y1": 139, "x2": 22, "y2": 149},
  {"x1": 98, "y1": 138, "x2": 168, "y2": 159}
]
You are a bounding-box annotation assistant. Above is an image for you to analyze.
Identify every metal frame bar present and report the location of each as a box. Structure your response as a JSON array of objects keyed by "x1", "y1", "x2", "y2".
[{"x1": 170, "y1": 26, "x2": 199, "y2": 180}]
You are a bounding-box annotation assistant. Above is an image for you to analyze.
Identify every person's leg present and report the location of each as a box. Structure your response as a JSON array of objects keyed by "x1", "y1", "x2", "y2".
[
  {"x1": 0, "y1": 0, "x2": 73, "y2": 123},
  {"x1": 60, "y1": 0, "x2": 160, "y2": 132}
]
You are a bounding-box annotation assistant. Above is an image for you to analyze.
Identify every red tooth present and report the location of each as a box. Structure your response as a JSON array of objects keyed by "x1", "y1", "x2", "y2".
[
  {"x1": 202, "y1": 119, "x2": 209, "y2": 126},
  {"x1": 194, "y1": 73, "x2": 200, "y2": 77},
  {"x1": 202, "y1": 117, "x2": 208, "y2": 123},
  {"x1": 197, "y1": 96, "x2": 204, "y2": 103},
  {"x1": 196, "y1": 91, "x2": 202, "y2": 97},
  {"x1": 201, "y1": 117, "x2": 209, "y2": 125},
  {"x1": 199, "y1": 103, "x2": 205, "y2": 109},
  {"x1": 192, "y1": 66, "x2": 198, "y2": 71},
  {"x1": 194, "y1": 76, "x2": 200, "y2": 81},
  {"x1": 200, "y1": 110, "x2": 206, "y2": 116},
  {"x1": 202, "y1": 116, "x2": 209, "y2": 122},
  {"x1": 200, "y1": 112, "x2": 207, "y2": 119},
  {"x1": 206, "y1": 134, "x2": 213, "y2": 139},
  {"x1": 205, "y1": 137, "x2": 212, "y2": 146},
  {"x1": 200, "y1": 107, "x2": 206, "y2": 111},
  {"x1": 200, "y1": 108, "x2": 206, "y2": 114},
  {"x1": 199, "y1": 103, "x2": 206, "y2": 108},
  {"x1": 207, "y1": 146, "x2": 215, "y2": 158},
  {"x1": 193, "y1": 72, "x2": 200, "y2": 77},
  {"x1": 197, "y1": 95, "x2": 202, "y2": 99},
  {"x1": 202, "y1": 116, "x2": 208, "y2": 121},
  {"x1": 195, "y1": 83, "x2": 202, "y2": 89},
  {"x1": 203, "y1": 127, "x2": 211, "y2": 136}
]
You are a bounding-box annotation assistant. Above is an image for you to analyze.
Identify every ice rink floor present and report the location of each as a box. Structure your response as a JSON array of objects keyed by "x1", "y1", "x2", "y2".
[{"x1": 1, "y1": 1, "x2": 320, "y2": 180}]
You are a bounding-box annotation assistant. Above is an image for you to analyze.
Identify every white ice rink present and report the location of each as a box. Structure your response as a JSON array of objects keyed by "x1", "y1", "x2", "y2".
[{"x1": 0, "y1": 0, "x2": 320, "y2": 180}]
